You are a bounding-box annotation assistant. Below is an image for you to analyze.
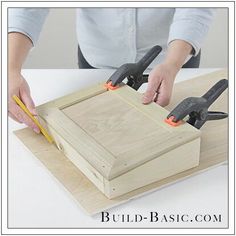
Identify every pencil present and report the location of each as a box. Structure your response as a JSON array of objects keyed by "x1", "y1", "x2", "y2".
[{"x1": 12, "y1": 95, "x2": 54, "y2": 143}]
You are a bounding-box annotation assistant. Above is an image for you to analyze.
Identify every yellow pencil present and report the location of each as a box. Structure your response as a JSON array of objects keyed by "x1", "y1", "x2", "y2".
[{"x1": 13, "y1": 95, "x2": 54, "y2": 143}]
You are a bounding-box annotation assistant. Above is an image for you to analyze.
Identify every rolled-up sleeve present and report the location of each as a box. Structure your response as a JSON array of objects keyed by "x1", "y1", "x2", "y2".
[
  {"x1": 168, "y1": 8, "x2": 214, "y2": 56},
  {"x1": 8, "y1": 8, "x2": 49, "y2": 45}
]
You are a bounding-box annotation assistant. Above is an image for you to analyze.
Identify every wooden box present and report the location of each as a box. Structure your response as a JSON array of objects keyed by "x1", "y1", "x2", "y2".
[{"x1": 37, "y1": 82, "x2": 201, "y2": 199}]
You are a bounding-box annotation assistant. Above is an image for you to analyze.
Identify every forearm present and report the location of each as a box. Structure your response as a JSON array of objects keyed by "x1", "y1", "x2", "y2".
[
  {"x1": 163, "y1": 39, "x2": 192, "y2": 70},
  {"x1": 8, "y1": 32, "x2": 33, "y2": 75}
]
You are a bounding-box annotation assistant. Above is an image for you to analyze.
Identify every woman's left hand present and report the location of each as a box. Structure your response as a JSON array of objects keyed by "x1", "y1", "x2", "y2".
[{"x1": 142, "y1": 62, "x2": 179, "y2": 107}]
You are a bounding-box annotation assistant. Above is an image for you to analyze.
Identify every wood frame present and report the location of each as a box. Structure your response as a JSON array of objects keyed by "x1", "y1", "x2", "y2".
[{"x1": 37, "y1": 82, "x2": 201, "y2": 199}]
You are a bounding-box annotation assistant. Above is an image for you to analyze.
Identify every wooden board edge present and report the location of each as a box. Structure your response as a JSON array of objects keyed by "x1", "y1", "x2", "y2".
[
  {"x1": 103, "y1": 138, "x2": 200, "y2": 199},
  {"x1": 37, "y1": 82, "x2": 107, "y2": 110},
  {"x1": 89, "y1": 161, "x2": 227, "y2": 216},
  {"x1": 181, "y1": 69, "x2": 227, "y2": 82},
  {"x1": 44, "y1": 124, "x2": 106, "y2": 193},
  {"x1": 37, "y1": 107, "x2": 117, "y2": 180},
  {"x1": 111, "y1": 85, "x2": 201, "y2": 136}
]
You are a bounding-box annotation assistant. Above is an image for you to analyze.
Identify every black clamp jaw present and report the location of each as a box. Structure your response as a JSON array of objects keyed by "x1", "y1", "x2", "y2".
[
  {"x1": 106, "y1": 45, "x2": 162, "y2": 90},
  {"x1": 166, "y1": 79, "x2": 228, "y2": 129}
]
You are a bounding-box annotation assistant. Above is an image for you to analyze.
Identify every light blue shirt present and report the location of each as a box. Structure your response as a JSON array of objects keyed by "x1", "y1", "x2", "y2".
[{"x1": 8, "y1": 8, "x2": 214, "y2": 69}]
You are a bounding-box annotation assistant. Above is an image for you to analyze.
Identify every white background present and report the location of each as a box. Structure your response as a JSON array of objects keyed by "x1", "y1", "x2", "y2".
[{"x1": 23, "y1": 8, "x2": 228, "y2": 69}]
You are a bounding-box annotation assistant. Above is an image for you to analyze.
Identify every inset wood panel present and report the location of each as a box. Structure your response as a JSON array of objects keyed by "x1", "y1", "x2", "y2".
[{"x1": 62, "y1": 90, "x2": 199, "y2": 178}]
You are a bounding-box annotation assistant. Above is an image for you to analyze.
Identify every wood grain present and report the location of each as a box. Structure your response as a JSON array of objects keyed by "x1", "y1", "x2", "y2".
[
  {"x1": 62, "y1": 91, "x2": 200, "y2": 180},
  {"x1": 36, "y1": 70, "x2": 201, "y2": 198},
  {"x1": 14, "y1": 69, "x2": 228, "y2": 215},
  {"x1": 36, "y1": 81, "x2": 107, "y2": 110},
  {"x1": 36, "y1": 107, "x2": 116, "y2": 180},
  {"x1": 104, "y1": 138, "x2": 200, "y2": 198}
]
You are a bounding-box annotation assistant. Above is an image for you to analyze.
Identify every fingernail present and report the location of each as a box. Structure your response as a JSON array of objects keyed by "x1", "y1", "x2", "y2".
[
  {"x1": 142, "y1": 96, "x2": 148, "y2": 104},
  {"x1": 33, "y1": 127, "x2": 40, "y2": 134}
]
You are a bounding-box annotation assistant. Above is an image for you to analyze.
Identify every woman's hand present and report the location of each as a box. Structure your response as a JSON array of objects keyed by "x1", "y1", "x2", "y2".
[
  {"x1": 8, "y1": 72, "x2": 40, "y2": 133},
  {"x1": 142, "y1": 40, "x2": 193, "y2": 106},
  {"x1": 8, "y1": 33, "x2": 39, "y2": 132},
  {"x1": 142, "y1": 62, "x2": 179, "y2": 106}
]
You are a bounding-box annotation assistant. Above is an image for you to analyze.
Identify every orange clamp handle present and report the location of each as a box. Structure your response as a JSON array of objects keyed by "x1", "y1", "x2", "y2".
[
  {"x1": 104, "y1": 81, "x2": 119, "y2": 90},
  {"x1": 164, "y1": 116, "x2": 183, "y2": 127}
]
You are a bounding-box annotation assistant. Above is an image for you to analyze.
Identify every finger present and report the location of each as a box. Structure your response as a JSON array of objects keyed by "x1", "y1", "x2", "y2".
[
  {"x1": 10, "y1": 102, "x2": 40, "y2": 133},
  {"x1": 142, "y1": 76, "x2": 160, "y2": 104},
  {"x1": 8, "y1": 111, "x2": 23, "y2": 123},
  {"x1": 19, "y1": 83, "x2": 37, "y2": 115},
  {"x1": 155, "y1": 81, "x2": 171, "y2": 107}
]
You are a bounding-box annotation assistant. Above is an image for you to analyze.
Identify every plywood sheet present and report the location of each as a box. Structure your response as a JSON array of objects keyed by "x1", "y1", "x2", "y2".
[{"x1": 14, "y1": 69, "x2": 228, "y2": 215}]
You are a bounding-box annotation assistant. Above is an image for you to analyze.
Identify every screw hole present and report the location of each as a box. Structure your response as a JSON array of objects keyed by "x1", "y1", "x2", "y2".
[
  {"x1": 93, "y1": 172, "x2": 98, "y2": 178},
  {"x1": 58, "y1": 143, "x2": 63, "y2": 151}
]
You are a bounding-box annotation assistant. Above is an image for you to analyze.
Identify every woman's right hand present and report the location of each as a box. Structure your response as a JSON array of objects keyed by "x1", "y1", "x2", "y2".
[{"x1": 8, "y1": 72, "x2": 40, "y2": 133}]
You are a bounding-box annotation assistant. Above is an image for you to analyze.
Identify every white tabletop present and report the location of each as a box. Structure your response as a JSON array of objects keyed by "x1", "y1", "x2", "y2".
[{"x1": 9, "y1": 68, "x2": 228, "y2": 228}]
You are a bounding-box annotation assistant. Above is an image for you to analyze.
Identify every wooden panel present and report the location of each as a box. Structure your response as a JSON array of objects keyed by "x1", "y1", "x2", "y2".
[
  {"x1": 41, "y1": 121, "x2": 106, "y2": 193},
  {"x1": 14, "y1": 69, "x2": 228, "y2": 215},
  {"x1": 39, "y1": 87, "x2": 201, "y2": 197},
  {"x1": 36, "y1": 82, "x2": 107, "y2": 110},
  {"x1": 104, "y1": 138, "x2": 200, "y2": 199},
  {"x1": 36, "y1": 107, "x2": 116, "y2": 180},
  {"x1": 112, "y1": 84, "x2": 198, "y2": 134},
  {"x1": 62, "y1": 89, "x2": 200, "y2": 179}
]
